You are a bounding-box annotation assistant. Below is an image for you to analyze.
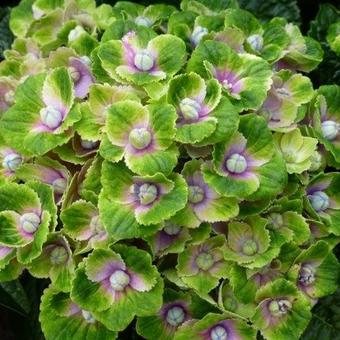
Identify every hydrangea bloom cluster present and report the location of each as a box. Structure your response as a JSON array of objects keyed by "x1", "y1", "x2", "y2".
[{"x1": 0, "y1": 0, "x2": 339, "y2": 339}]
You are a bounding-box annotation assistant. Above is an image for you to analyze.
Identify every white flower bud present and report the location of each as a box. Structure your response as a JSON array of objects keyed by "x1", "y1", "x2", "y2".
[
  {"x1": 109, "y1": 270, "x2": 130, "y2": 291},
  {"x1": 321, "y1": 120, "x2": 338, "y2": 141},
  {"x1": 129, "y1": 128, "x2": 152, "y2": 150},
  {"x1": 68, "y1": 26, "x2": 85, "y2": 42},
  {"x1": 20, "y1": 212, "x2": 40, "y2": 234},
  {"x1": 40, "y1": 106, "x2": 63, "y2": 129},
  {"x1": 179, "y1": 98, "x2": 201, "y2": 121},
  {"x1": 210, "y1": 325, "x2": 228, "y2": 340},
  {"x1": 2, "y1": 153, "x2": 22, "y2": 171},
  {"x1": 82, "y1": 310, "x2": 95, "y2": 323},
  {"x1": 247, "y1": 34, "x2": 264, "y2": 51},
  {"x1": 191, "y1": 26, "x2": 208, "y2": 46},
  {"x1": 166, "y1": 306, "x2": 185, "y2": 327},
  {"x1": 134, "y1": 50, "x2": 154, "y2": 71},
  {"x1": 138, "y1": 183, "x2": 158, "y2": 205},
  {"x1": 226, "y1": 153, "x2": 247, "y2": 174},
  {"x1": 308, "y1": 191, "x2": 329, "y2": 212}
]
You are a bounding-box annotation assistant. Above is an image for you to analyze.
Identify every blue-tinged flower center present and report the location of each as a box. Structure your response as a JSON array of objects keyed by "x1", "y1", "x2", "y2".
[
  {"x1": 82, "y1": 310, "x2": 95, "y2": 323},
  {"x1": 268, "y1": 213, "x2": 283, "y2": 230},
  {"x1": 268, "y1": 299, "x2": 292, "y2": 317},
  {"x1": 52, "y1": 177, "x2": 67, "y2": 194},
  {"x1": 109, "y1": 270, "x2": 130, "y2": 291},
  {"x1": 308, "y1": 191, "x2": 329, "y2": 212},
  {"x1": 188, "y1": 185, "x2": 205, "y2": 204},
  {"x1": 242, "y1": 239, "x2": 258, "y2": 256},
  {"x1": 226, "y1": 153, "x2": 247, "y2": 174},
  {"x1": 321, "y1": 120, "x2": 338, "y2": 141},
  {"x1": 68, "y1": 25, "x2": 85, "y2": 42},
  {"x1": 166, "y1": 306, "x2": 185, "y2": 327},
  {"x1": 81, "y1": 139, "x2": 98, "y2": 150},
  {"x1": 135, "y1": 16, "x2": 153, "y2": 27},
  {"x1": 2, "y1": 153, "x2": 22, "y2": 171},
  {"x1": 298, "y1": 264, "x2": 316, "y2": 286},
  {"x1": 20, "y1": 212, "x2": 40, "y2": 234},
  {"x1": 210, "y1": 325, "x2": 228, "y2": 340},
  {"x1": 129, "y1": 128, "x2": 152, "y2": 150},
  {"x1": 191, "y1": 26, "x2": 208, "y2": 46},
  {"x1": 196, "y1": 252, "x2": 214, "y2": 271},
  {"x1": 163, "y1": 223, "x2": 181, "y2": 236},
  {"x1": 50, "y1": 246, "x2": 68, "y2": 265},
  {"x1": 40, "y1": 106, "x2": 63, "y2": 129},
  {"x1": 179, "y1": 98, "x2": 201, "y2": 121},
  {"x1": 134, "y1": 50, "x2": 154, "y2": 71},
  {"x1": 309, "y1": 151, "x2": 322, "y2": 172},
  {"x1": 68, "y1": 66, "x2": 81, "y2": 82},
  {"x1": 246, "y1": 34, "x2": 263, "y2": 51},
  {"x1": 138, "y1": 183, "x2": 158, "y2": 205}
]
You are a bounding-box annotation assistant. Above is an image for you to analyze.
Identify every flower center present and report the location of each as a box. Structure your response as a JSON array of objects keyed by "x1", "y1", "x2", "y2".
[
  {"x1": 82, "y1": 310, "x2": 95, "y2": 323},
  {"x1": 134, "y1": 50, "x2": 154, "y2": 71},
  {"x1": 20, "y1": 212, "x2": 40, "y2": 234},
  {"x1": 179, "y1": 98, "x2": 201, "y2": 121},
  {"x1": 268, "y1": 213, "x2": 283, "y2": 230},
  {"x1": 52, "y1": 177, "x2": 67, "y2": 194},
  {"x1": 4, "y1": 90, "x2": 15, "y2": 105},
  {"x1": 191, "y1": 26, "x2": 209, "y2": 46},
  {"x1": 298, "y1": 264, "x2": 316, "y2": 286},
  {"x1": 129, "y1": 128, "x2": 152, "y2": 150},
  {"x1": 40, "y1": 106, "x2": 63, "y2": 129},
  {"x1": 138, "y1": 183, "x2": 158, "y2": 205},
  {"x1": 226, "y1": 153, "x2": 247, "y2": 174},
  {"x1": 163, "y1": 223, "x2": 181, "y2": 236},
  {"x1": 210, "y1": 325, "x2": 228, "y2": 340},
  {"x1": 308, "y1": 191, "x2": 329, "y2": 212},
  {"x1": 2, "y1": 153, "x2": 22, "y2": 171},
  {"x1": 321, "y1": 120, "x2": 338, "y2": 141},
  {"x1": 188, "y1": 185, "x2": 205, "y2": 204},
  {"x1": 246, "y1": 34, "x2": 263, "y2": 51},
  {"x1": 50, "y1": 246, "x2": 68, "y2": 265},
  {"x1": 268, "y1": 299, "x2": 292, "y2": 317},
  {"x1": 135, "y1": 16, "x2": 153, "y2": 27},
  {"x1": 80, "y1": 139, "x2": 98, "y2": 150},
  {"x1": 166, "y1": 306, "x2": 185, "y2": 327},
  {"x1": 242, "y1": 239, "x2": 258, "y2": 256},
  {"x1": 109, "y1": 270, "x2": 130, "y2": 291},
  {"x1": 196, "y1": 252, "x2": 214, "y2": 271},
  {"x1": 68, "y1": 66, "x2": 81, "y2": 82},
  {"x1": 68, "y1": 25, "x2": 85, "y2": 42}
]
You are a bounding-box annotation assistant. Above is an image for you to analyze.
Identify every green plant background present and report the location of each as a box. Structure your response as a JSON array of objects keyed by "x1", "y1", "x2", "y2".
[{"x1": 0, "y1": 0, "x2": 339, "y2": 339}]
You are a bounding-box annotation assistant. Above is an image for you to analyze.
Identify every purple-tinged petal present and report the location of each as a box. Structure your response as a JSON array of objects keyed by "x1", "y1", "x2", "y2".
[
  {"x1": 87, "y1": 259, "x2": 126, "y2": 283},
  {"x1": 128, "y1": 270, "x2": 153, "y2": 292},
  {"x1": 0, "y1": 245, "x2": 13, "y2": 259},
  {"x1": 69, "y1": 57, "x2": 94, "y2": 99}
]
